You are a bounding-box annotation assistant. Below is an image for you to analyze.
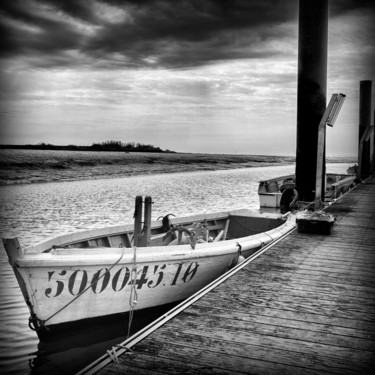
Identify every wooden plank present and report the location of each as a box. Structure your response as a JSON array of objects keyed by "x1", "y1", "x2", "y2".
[
  {"x1": 124, "y1": 233, "x2": 132, "y2": 248},
  {"x1": 157, "y1": 326, "x2": 374, "y2": 369},
  {"x1": 196, "y1": 301, "x2": 375, "y2": 332},
  {"x1": 206, "y1": 223, "x2": 224, "y2": 231},
  {"x1": 116, "y1": 330, "x2": 374, "y2": 375},
  {"x1": 101, "y1": 363, "x2": 165, "y2": 375},
  {"x1": 222, "y1": 277, "x2": 375, "y2": 301},
  {"x1": 113, "y1": 339, "x2": 350, "y2": 375},
  {"x1": 173, "y1": 308, "x2": 375, "y2": 350},
  {"x1": 243, "y1": 277, "x2": 375, "y2": 298},
  {"x1": 223, "y1": 218, "x2": 230, "y2": 241},
  {"x1": 106, "y1": 236, "x2": 113, "y2": 247}
]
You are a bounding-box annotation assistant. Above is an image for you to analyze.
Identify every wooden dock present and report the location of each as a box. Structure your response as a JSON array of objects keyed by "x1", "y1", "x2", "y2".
[{"x1": 93, "y1": 176, "x2": 375, "y2": 374}]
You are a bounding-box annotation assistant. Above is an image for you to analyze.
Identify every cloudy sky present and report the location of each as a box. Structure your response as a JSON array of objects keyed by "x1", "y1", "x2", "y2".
[{"x1": 0, "y1": 0, "x2": 374, "y2": 156}]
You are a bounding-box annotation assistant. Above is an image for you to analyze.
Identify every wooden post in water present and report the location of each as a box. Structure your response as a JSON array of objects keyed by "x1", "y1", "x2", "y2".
[
  {"x1": 133, "y1": 196, "x2": 143, "y2": 246},
  {"x1": 358, "y1": 80, "x2": 373, "y2": 179},
  {"x1": 295, "y1": 0, "x2": 329, "y2": 203}
]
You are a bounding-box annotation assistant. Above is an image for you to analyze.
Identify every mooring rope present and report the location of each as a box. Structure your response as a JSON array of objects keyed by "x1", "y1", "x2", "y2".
[
  {"x1": 106, "y1": 343, "x2": 134, "y2": 364},
  {"x1": 127, "y1": 246, "x2": 138, "y2": 339}
]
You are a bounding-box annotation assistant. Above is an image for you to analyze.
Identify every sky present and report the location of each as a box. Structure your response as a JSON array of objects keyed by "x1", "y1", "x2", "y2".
[{"x1": 0, "y1": 0, "x2": 374, "y2": 156}]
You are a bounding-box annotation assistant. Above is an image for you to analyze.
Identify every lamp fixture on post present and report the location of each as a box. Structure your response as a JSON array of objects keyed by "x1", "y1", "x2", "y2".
[{"x1": 314, "y1": 93, "x2": 346, "y2": 211}]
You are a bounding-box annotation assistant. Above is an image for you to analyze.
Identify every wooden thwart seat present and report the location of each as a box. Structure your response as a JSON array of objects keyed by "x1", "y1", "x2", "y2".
[{"x1": 208, "y1": 219, "x2": 230, "y2": 242}]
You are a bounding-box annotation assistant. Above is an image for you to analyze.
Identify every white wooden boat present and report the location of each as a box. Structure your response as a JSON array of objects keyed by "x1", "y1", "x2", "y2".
[
  {"x1": 258, "y1": 173, "x2": 356, "y2": 209},
  {"x1": 3, "y1": 199, "x2": 295, "y2": 339}
]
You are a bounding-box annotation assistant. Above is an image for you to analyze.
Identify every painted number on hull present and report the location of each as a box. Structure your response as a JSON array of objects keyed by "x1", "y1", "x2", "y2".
[{"x1": 44, "y1": 262, "x2": 199, "y2": 298}]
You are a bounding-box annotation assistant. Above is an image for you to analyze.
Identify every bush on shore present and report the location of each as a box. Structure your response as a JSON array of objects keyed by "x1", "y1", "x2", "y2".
[{"x1": 0, "y1": 141, "x2": 174, "y2": 153}]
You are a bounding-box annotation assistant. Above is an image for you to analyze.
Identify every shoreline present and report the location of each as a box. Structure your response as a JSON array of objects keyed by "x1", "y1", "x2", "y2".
[
  {"x1": 0, "y1": 149, "x2": 355, "y2": 186},
  {"x1": 0, "y1": 160, "x2": 294, "y2": 186}
]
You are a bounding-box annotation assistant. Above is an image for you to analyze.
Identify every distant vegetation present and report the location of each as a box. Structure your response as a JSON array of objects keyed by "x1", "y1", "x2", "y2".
[{"x1": 0, "y1": 141, "x2": 174, "y2": 153}]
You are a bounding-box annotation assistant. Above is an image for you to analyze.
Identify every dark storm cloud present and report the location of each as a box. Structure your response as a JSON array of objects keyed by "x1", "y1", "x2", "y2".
[
  {"x1": 0, "y1": 0, "x2": 373, "y2": 69},
  {"x1": 0, "y1": 0, "x2": 299, "y2": 69},
  {"x1": 0, "y1": 1, "x2": 88, "y2": 58},
  {"x1": 83, "y1": 0, "x2": 300, "y2": 67},
  {"x1": 330, "y1": 0, "x2": 375, "y2": 15}
]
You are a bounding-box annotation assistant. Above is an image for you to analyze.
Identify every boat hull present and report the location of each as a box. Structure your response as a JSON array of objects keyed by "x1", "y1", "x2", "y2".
[
  {"x1": 18, "y1": 251, "x2": 238, "y2": 332},
  {"x1": 3, "y1": 209, "x2": 295, "y2": 338},
  {"x1": 258, "y1": 173, "x2": 356, "y2": 208}
]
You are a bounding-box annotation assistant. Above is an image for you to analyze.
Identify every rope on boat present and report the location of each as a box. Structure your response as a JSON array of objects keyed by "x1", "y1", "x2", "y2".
[
  {"x1": 295, "y1": 198, "x2": 327, "y2": 212},
  {"x1": 38, "y1": 245, "x2": 126, "y2": 329},
  {"x1": 236, "y1": 242, "x2": 242, "y2": 256},
  {"x1": 127, "y1": 246, "x2": 138, "y2": 339}
]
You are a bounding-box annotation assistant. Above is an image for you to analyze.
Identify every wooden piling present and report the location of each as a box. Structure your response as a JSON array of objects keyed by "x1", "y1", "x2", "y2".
[
  {"x1": 295, "y1": 0, "x2": 328, "y2": 203},
  {"x1": 358, "y1": 80, "x2": 373, "y2": 179}
]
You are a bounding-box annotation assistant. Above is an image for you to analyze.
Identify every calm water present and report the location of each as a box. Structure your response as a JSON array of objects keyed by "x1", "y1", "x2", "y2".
[{"x1": 0, "y1": 163, "x2": 351, "y2": 374}]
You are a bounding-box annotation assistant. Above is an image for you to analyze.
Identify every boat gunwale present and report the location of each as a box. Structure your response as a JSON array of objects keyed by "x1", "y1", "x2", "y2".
[
  {"x1": 21, "y1": 208, "x2": 283, "y2": 255},
  {"x1": 14, "y1": 215, "x2": 294, "y2": 268},
  {"x1": 258, "y1": 173, "x2": 294, "y2": 184},
  {"x1": 258, "y1": 172, "x2": 355, "y2": 184}
]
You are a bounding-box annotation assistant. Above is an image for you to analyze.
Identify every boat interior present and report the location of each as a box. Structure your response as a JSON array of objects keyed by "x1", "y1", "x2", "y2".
[{"x1": 49, "y1": 212, "x2": 285, "y2": 252}]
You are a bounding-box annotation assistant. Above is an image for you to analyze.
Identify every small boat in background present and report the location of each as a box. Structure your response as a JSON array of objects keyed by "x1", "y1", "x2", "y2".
[
  {"x1": 2, "y1": 197, "x2": 295, "y2": 339},
  {"x1": 258, "y1": 173, "x2": 357, "y2": 210},
  {"x1": 346, "y1": 164, "x2": 358, "y2": 175}
]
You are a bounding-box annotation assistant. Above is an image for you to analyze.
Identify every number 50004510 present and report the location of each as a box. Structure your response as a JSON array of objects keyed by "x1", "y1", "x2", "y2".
[{"x1": 44, "y1": 262, "x2": 199, "y2": 298}]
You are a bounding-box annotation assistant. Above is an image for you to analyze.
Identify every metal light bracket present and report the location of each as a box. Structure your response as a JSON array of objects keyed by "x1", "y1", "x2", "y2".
[{"x1": 314, "y1": 93, "x2": 346, "y2": 210}]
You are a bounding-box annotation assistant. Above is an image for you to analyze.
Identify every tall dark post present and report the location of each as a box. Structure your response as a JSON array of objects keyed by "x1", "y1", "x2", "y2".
[
  {"x1": 296, "y1": 0, "x2": 329, "y2": 203},
  {"x1": 139, "y1": 196, "x2": 152, "y2": 247},
  {"x1": 133, "y1": 196, "x2": 143, "y2": 246},
  {"x1": 358, "y1": 80, "x2": 372, "y2": 178}
]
